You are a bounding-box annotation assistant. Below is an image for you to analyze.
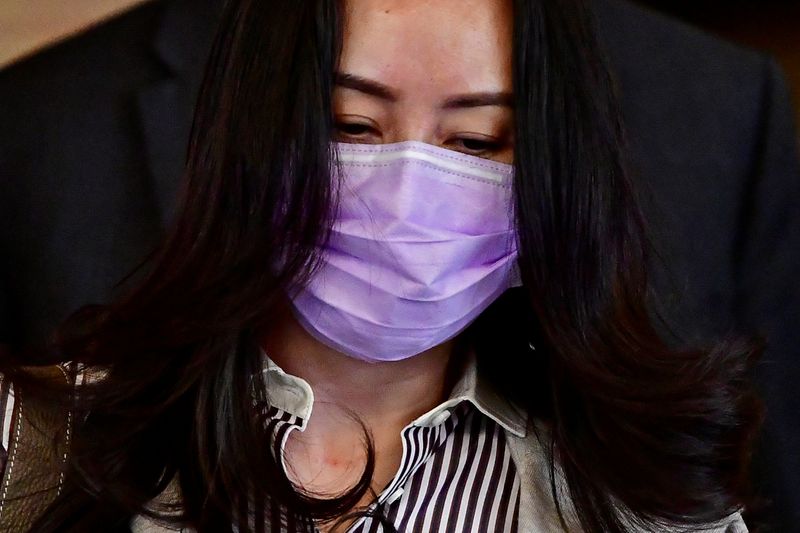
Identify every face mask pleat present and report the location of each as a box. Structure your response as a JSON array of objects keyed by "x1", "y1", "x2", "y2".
[{"x1": 290, "y1": 141, "x2": 522, "y2": 363}]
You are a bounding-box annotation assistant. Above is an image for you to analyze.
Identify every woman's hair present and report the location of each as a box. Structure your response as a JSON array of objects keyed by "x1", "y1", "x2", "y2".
[{"x1": 2, "y1": 0, "x2": 763, "y2": 531}]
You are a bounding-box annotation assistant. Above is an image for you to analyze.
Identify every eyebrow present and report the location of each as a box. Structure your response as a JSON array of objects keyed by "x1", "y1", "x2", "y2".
[
  {"x1": 335, "y1": 72, "x2": 514, "y2": 109},
  {"x1": 335, "y1": 72, "x2": 398, "y2": 101}
]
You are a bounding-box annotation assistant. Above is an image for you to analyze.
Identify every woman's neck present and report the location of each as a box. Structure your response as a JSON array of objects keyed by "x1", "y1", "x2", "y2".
[
  {"x1": 260, "y1": 307, "x2": 458, "y2": 428},
  {"x1": 259, "y1": 306, "x2": 463, "y2": 520}
]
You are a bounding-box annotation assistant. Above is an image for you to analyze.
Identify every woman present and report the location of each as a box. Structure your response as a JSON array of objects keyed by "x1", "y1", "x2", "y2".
[{"x1": 0, "y1": 0, "x2": 763, "y2": 531}]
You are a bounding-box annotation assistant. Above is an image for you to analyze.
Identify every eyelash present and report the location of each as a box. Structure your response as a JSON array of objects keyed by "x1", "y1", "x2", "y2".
[
  {"x1": 455, "y1": 138, "x2": 503, "y2": 153},
  {"x1": 335, "y1": 122, "x2": 374, "y2": 137},
  {"x1": 334, "y1": 122, "x2": 503, "y2": 155}
]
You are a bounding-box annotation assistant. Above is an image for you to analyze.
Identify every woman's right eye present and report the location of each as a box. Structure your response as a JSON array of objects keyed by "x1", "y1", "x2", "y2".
[{"x1": 334, "y1": 122, "x2": 376, "y2": 139}]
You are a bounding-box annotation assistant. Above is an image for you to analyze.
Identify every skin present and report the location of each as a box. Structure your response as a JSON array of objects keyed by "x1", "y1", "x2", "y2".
[
  {"x1": 262, "y1": 1, "x2": 513, "y2": 530},
  {"x1": 331, "y1": 0, "x2": 514, "y2": 164}
]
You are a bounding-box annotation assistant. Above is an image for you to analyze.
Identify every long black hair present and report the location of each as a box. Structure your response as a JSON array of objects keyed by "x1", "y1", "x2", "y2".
[{"x1": 2, "y1": 0, "x2": 763, "y2": 531}]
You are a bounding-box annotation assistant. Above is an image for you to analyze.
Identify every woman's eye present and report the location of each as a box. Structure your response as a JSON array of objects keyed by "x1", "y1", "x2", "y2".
[
  {"x1": 335, "y1": 122, "x2": 374, "y2": 138},
  {"x1": 453, "y1": 137, "x2": 503, "y2": 154}
]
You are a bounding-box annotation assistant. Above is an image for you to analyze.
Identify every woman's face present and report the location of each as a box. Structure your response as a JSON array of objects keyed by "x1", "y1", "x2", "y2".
[{"x1": 335, "y1": 0, "x2": 514, "y2": 164}]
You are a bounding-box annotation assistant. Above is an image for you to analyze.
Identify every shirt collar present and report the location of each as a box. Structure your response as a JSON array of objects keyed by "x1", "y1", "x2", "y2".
[{"x1": 257, "y1": 347, "x2": 528, "y2": 438}]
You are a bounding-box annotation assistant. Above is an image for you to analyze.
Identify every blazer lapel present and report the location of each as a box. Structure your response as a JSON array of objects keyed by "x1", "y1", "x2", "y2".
[{"x1": 135, "y1": 0, "x2": 223, "y2": 230}]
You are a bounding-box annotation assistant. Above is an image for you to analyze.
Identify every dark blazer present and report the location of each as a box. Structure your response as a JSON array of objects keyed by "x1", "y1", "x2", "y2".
[{"x1": 0, "y1": 0, "x2": 798, "y2": 529}]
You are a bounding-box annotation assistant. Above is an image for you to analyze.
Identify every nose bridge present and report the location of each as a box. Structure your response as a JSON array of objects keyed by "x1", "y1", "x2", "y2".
[{"x1": 389, "y1": 102, "x2": 440, "y2": 145}]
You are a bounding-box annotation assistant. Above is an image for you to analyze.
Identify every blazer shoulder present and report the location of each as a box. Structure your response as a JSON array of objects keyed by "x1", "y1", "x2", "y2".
[
  {"x1": 593, "y1": 0, "x2": 767, "y2": 101},
  {"x1": 0, "y1": 0, "x2": 165, "y2": 144}
]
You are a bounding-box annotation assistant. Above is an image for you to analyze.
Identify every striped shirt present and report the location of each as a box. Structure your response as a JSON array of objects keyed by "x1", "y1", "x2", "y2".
[
  {"x1": 251, "y1": 348, "x2": 528, "y2": 532},
  {"x1": 0, "y1": 364, "x2": 752, "y2": 533},
  {"x1": 0, "y1": 350, "x2": 530, "y2": 533}
]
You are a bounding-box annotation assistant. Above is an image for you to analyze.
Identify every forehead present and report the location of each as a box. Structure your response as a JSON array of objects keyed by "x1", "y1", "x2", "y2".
[{"x1": 339, "y1": 0, "x2": 513, "y2": 94}]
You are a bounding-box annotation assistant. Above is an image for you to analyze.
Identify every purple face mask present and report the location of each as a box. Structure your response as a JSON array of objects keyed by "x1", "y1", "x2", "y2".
[{"x1": 289, "y1": 140, "x2": 521, "y2": 363}]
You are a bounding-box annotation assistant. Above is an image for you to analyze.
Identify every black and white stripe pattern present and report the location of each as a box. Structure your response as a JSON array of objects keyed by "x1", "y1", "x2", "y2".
[
  {"x1": 244, "y1": 406, "x2": 317, "y2": 533},
  {"x1": 357, "y1": 400, "x2": 520, "y2": 533},
  {"x1": 246, "y1": 399, "x2": 519, "y2": 532},
  {"x1": 0, "y1": 366, "x2": 520, "y2": 532}
]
